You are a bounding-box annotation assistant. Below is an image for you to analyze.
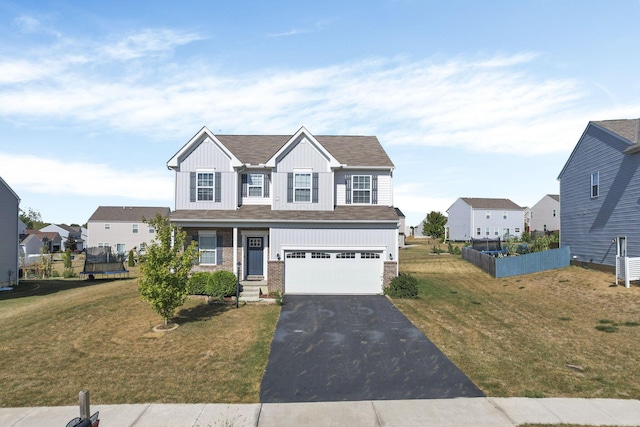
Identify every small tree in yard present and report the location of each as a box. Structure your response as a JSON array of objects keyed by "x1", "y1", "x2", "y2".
[
  {"x1": 422, "y1": 211, "x2": 447, "y2": 240},
  {"x1": 138, "y1": 214, "x2": 198, "y2": 327}
]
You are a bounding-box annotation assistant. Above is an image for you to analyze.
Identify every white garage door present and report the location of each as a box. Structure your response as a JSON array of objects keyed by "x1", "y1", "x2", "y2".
[{"x1": 285, "y1": 250, "x2": 384, "y2": 294}]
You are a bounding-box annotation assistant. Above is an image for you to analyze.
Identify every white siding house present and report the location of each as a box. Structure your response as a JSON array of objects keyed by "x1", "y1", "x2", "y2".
[
  {"x1": 530, "y1": 194, "x2": 560, "y2": 233},
  {"x1": 87, "y1": 206, "x2": 171, "y2": 255},
  {"x1": 167, "y1": 126, "x2": 400, "y2": 295},
  {"x1": 0, "y1": 176, "x2": 20, "y2": 287},
  {"x1": 446, "y1": 197, "x2": 525, "y2": 241}
]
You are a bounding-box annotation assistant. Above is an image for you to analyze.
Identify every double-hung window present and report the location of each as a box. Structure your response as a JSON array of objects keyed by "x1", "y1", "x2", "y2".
[
  {"x1": 198, "y1": 233, "x2": 217, "y2": 265},
  {"x1": 591, "y1": 171, "x2": 599, "y2": 198},
  {"x1": 248, "y1": 174, "x2": 264, "y2": 197},
  {"x1": 197, "y1": 171, "x2": 215, "y2": 201},
  {"x1": 294, "y1": 172, "x2": 312, "y2": 202},
  {"x1": 352, "y1": 175, "x2": 371, "y2": 204},
  {"x1": 132, "y1": 224, "x2": 138, "y2": 234},
  {"x1": 116, "y1": 243, "x2": 126, "y2": 254}
]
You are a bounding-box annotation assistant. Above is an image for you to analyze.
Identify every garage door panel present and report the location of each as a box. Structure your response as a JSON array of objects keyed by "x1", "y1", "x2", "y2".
[{"x1": 285, "y1": 251, "x2": 383, "y2": 294}]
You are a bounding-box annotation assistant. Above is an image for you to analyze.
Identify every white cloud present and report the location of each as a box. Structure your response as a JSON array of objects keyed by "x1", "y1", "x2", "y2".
[
  {"x1": 0, "y1": 25, "x2": 632, "y2": 157},
  {"x1": 100, "y1": 28, "x2": 205, "y2": 60},
  {"x1": 0, "y1": 153, "x2": 173, "y2": 200}
]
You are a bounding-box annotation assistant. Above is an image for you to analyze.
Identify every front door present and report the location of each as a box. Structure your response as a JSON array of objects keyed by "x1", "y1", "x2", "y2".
[{"x1": 247, "y1": 237, "x2": 264, "y2": 276}]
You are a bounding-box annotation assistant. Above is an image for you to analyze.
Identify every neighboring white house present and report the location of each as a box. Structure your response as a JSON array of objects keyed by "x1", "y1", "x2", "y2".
[
  {"x1": 87, "y1": 206, "x2": 171, "y2": 255},
  {"x1": 40, "y1": 224, "x2": 84, "y2": 251},
  {"x1": 167, "y1": 126, "x2": 400, "y2": 295},
  {"x1": 530, "y1": 194, "x2": 560, "y2": 233},
  {"x1": 396, "y1": 207, "x2": 406, "y2": 247},
  {"x1": 0, "y1": 176, "x2": 20, "y2": 287},
  {"x1": 446, "y1": 197, "x2": 525, "y2": 241}
]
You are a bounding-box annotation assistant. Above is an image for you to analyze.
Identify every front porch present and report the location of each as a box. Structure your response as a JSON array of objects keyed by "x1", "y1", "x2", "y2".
[{"x1": 184, "y1": 227, "x2": 277, "y2": 293}]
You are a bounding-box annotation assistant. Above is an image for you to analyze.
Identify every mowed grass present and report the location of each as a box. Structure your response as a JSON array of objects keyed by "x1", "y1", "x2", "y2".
[
  {"x1": 0, "y1": 277, "x2": 280, "y2": 407},
  {"x1": 395, "y1": 239, "x2": 640, "y2": 399}
]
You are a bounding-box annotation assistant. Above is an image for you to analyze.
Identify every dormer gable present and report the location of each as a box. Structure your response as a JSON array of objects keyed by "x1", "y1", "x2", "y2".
[
  {"x1": 167, "y1": 126, "x2": 243, "y2": 170},
  {"x1": 264, "y1": 126, "x2": 342, "y2": 170}
]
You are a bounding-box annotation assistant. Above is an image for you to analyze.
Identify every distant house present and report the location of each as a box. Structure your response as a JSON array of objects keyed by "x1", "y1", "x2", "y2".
[
  {"x1": 23, "y1": 230, "x2": 63, "y2": 254},
  {"x1": 0, "y1": 176, "x2": 20, "y2": 287},
  {"x1": 446, "y1": 197, "x2": 525, "y2": 241},
  {"x1": 396, "y1": 207, "x2": 406, "y2": 247},
  {"x1": 86, "y1": 206, "x2": 171, "y2": 255},
  {"x1": 558, "y1": 118, "x2": 640, "y2": 269},
  {"x1": 40, "y1": 224, "x2": 84, "y2": 251},
  {"x1": 530, "y1": 194, "x2": 560, "y2": 233}
]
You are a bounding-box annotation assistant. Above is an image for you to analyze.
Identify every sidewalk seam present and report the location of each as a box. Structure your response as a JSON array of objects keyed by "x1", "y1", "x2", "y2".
[
  {"x1": 370, "y1": 400, "x2": 383, "y2": 427},
  {"x1": 9, "y1": 407, "x2": 38, "y2": 427},
  {"x1": 486, "y1": 397, "x2": 518, "y2": 426},
  {"x1": 128, "y1": 403, "x2": 151, "y2": 427},
  {"x1": 255, "y1": 403, "x2": 263, "y2": 427}
]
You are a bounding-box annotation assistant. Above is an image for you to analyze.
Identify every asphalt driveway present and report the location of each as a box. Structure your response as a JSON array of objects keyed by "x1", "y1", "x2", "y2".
[{"x1": 260, "y1": 295, "x2": 484, "y2": 403}]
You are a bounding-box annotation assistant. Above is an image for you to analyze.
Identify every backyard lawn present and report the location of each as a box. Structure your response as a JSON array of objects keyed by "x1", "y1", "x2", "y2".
[
  {"x1": 0, "y1": 277, "x2": 280, "y2": 407},
  {"x1": 396, "y1": 239, "x2": 640, "y2": 399}
]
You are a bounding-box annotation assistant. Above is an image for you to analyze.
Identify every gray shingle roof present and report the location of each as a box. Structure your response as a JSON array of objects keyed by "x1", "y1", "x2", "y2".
[
  {"x1": 548, "y1": 194, "x2": 559, "y2": 202},
  {"x1": 216, "y1": 134, "x2": 394, "y2": 168},
  {"x1": 460, "y1": 198, "x2": 523, "y2": 210},
  {"x1": 170, "y1": 205, "x2": 399, "y2": 223},
  {"x1": 88, "y1": 206, "x2": 171, "y2": 222},
  {"x1": 593, "y1": 119, "x2": 640, "y2": 144}
]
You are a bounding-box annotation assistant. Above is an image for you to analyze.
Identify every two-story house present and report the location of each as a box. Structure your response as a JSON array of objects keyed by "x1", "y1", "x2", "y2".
[
  {"x1": 87, "y1": 206, "x2": 171, "y2": 255},
  {"x1": 167, "y1": 126, "x2": 399, "y2": 295},
  {"x1": 40, "y1": 223, "x2": 84, "y2": 251},
  {"x1": 529, "y1": 194, "x2": 560, "y2": 233},
  {"x1": 446, "y1": 197, "x2": 525, "y2": 241},
  {"x1": 0, "y1": 176, "x2": 20, "y2": 287},
  {"x1": 558, "y1": 118, "x2": 640, "y2": 270}
]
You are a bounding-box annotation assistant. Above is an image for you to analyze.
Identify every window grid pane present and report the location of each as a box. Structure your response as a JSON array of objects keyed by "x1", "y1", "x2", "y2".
[{"x1": 197, "y1": 172, "x2": 215, "y2": 201}]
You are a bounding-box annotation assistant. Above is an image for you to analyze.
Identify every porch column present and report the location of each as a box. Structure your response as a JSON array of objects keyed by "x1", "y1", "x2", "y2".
[{"x1": 233, "y1": 227, "x2": 238, "y2": 279}]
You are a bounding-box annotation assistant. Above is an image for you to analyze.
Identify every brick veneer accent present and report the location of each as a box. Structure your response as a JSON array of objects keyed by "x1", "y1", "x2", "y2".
[
  {"x1": 268, "y1": 261, "x2": 284, "y2": 294},
  {"x1": 383, "y1": 261, "x2": 397, "y2": 290},
  {"x1": 186, "y1": 228, "x2": 237, "y2": 275}
]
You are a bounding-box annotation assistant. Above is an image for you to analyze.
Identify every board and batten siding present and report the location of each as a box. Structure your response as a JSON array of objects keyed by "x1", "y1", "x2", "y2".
[
  {"x1": 271, "y1": 172, "x2": 333, "y2": 210},
  {"x1": 275, "y1": 138, "x2": 331, "y2": 173},
  {"x1": 178, "y1": 138, "x2": 234, "y2": 172},
  {"x1": 0, "y1": 180, "x2": 19, "y2": 286},
  {"x1": 560, "y1": 124, "x2": 640, "y2": 266},
  {"x1": 174, "y1": 171, "x2": 236, "y2": 210},
  {"x1": 270, "y1": 226, "x2": 397, "y2": 261},
  {"x1": 334, "y1": 170, "x2": 392, "y2": 206}
]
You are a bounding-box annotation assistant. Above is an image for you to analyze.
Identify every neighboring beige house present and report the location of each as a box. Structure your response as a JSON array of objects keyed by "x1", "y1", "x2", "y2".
[
  {"x1": 0, "y1": 176, "x2": 20, "y2": 287},
  {"x1": 530, "y1": 194, "x2": 560, "y2": 233},
  {"x1": 167, "y1": 126, "x2": 399, "y2": 295},
  {"x1": 86, "y1": 206, "x2": 171, "y2": 255}
]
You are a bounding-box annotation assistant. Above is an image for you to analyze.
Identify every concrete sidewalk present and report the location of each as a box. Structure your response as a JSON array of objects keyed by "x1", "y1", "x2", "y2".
[{"x1": 1, "y1": 398, "x2": 639, "y2": 426}]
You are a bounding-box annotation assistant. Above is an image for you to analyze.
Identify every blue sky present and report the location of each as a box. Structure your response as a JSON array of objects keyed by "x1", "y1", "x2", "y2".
[{"x1": 2, "y1": 0, "x2": 640, "y2": 228}]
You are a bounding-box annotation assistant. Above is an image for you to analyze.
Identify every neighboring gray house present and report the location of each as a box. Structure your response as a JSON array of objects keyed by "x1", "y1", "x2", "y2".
[
  {"x1": 40, "y1": 224, "x2": 84, "y2": 251},
  {"x1": 530, "y1": 194, "x2": 560, "y2": 233},
  {"x1": 446, "y1": 197, "x2": 525, "y2": 241},
  {"x1": 558, "y1": 118, "x2": 640, "y2": 270},
  {"x1": 167, "y1": 126, "x2": 399, "y2": 295},
  {"x1": 22, "y1": 230, "x2": 62, "y2": 254},
  {"x1": 0, "y1": 176, "x2": 20, "y2": 287},
  {"x1": 87, "y1": 206, "x2": 171, "y2": 255}
]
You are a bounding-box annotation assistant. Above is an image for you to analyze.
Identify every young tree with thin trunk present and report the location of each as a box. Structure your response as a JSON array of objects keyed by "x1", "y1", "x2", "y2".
[
  {"x1": 422, "y1": 211, "x2": 447, "y2": 240},
  {"x1": 138, "y1": 214, "x2": 198, "y2": 326}
]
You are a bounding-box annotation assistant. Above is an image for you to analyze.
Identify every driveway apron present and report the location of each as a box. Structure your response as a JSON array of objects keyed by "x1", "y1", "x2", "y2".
[{"x1": 260, "y1": 295, "x2": 484, "y2": 403}]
